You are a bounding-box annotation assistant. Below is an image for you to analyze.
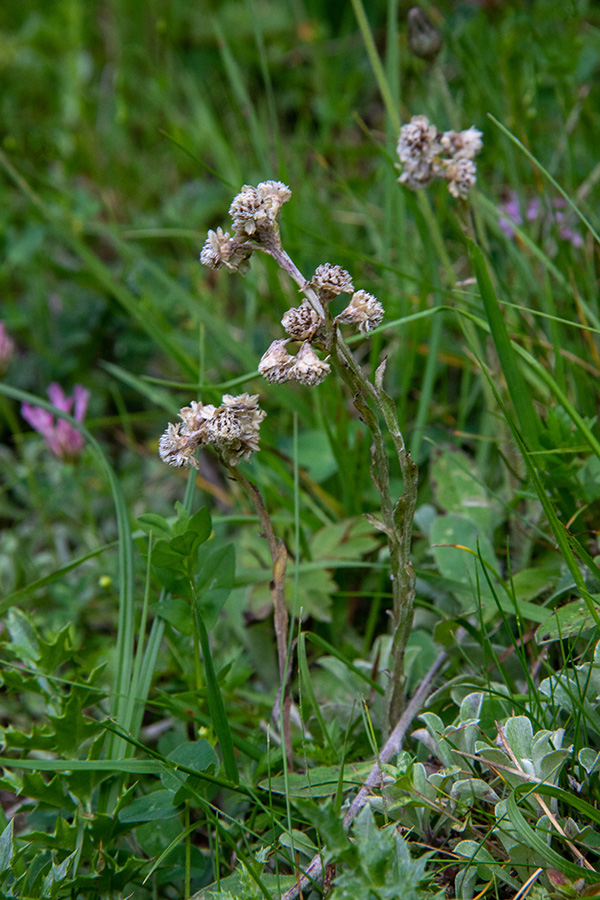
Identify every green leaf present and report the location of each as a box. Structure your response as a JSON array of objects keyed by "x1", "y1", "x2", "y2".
[
  {"x1": 161, "y1": 739, "x2": 219, "y2": 794},
  {"x1": 194, "y1": 607, "x2": 239, "y2": 785},
  {"x1": 535, "y1": 596, "x2": 600, "y2": 644},
  {"x1": 468, "y1": 238, "x2": 541, "y2": 450},
  {"x1": 118, "y1": 789, "x2": 180, "y2": 824},
  {"x1": 156, "y1": 596, "x2": 193, "y2": 635},
  {"x1": 0, "y1": 820, "x2": 14, "y2": 874},
  {"x1": 430, "y1": 446, "x2": 499, "y2": 535},
  {"x1": 6, "y1": 608, "x2": 40, "y2": 663},
  {"x1": 429, "y1": 513, "x2": 499, "y2": 610},
  {"x1": 136, "y1": 513, "x2": 174, "y2": 540},
  {"x1": 196, "y1": 543, "x2": 236, "y2": 629},
  {"x1": 262, "y1": 766, "x2": 363, "y2": 798}
]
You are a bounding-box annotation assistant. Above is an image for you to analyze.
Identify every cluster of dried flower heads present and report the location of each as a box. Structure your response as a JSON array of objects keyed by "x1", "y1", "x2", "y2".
[
  {"x1": 159, "y1": 393, "x2": 266, "y2": 469},
  {"x1": 397, "y1": 115, "x2": 482, "y2": 198},
  {"x1": 160, "y1": 181, "x2": 384, "y2": 470}
]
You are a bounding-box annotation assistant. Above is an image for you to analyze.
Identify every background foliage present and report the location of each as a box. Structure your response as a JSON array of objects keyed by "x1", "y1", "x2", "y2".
[{"x1": 1, "y1": 0, "x2": 600, "y2": 897}]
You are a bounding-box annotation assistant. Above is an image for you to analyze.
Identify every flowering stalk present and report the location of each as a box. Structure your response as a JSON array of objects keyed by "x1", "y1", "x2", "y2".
[{"x1": 196, "y1": 181, "x2": 418, "y2": 730}]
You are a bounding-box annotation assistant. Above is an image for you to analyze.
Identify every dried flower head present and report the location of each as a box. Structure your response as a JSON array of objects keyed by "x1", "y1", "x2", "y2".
[
  {"x1": 281, "y1": 303, "x2": 324, "y2": 341},
  {"x1": 159, "y1": 393, "x2": 266, "y2": 469},
  {"x1": 158, "y1": 421, "x2": 201, "y2": 469},
  {"x1": 178, "y1": 400, "x2": 217, "y2": 436},
  {"x1": 397, "y1": 116, "x2": 482, "y2": 198},
  {"x1": 311, "y1": 264, "x2": 355, "y2": 301},
  {"x1": 229, "y1": 181, "x2": 291, "y2": 241},
  {"x1": 396, "y1": 115, "x2": 442, "y2": 190},
  {"x1": 199, "y1": 227, "x2": 252, "y2": 273},
  {"x1": 440, "y1": 126, "x2": 483, "y2": 161},
  {"x1": 290, "y1": 343, "x2": 330, "y2": 386},
  {"x1": 443, "y1": 157, "x2": 477, "y2": 199},
  {"x1": 337, "y1": 290, "x2": 384, "y2": 334},
  {"x1": 258, "y1": 339, "x2": 295, "y2": 384},
  {"x1": 216, "y1": 393, "x2": 267, "y2": 465}
]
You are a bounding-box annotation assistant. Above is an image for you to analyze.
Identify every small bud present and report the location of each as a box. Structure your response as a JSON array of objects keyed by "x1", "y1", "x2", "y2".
[
  {"x1": 290, "y1": 343, "x2": 330, "y2": 386},
  {"x1": 258, "y1": 339, "x2": 295, "y2": 384},
  {"x1": 407, "y1": 8, "x2": 442, "y2": 61},
  {"x1": 281, "y1": 303, "x2": 324, "y2": 341}
]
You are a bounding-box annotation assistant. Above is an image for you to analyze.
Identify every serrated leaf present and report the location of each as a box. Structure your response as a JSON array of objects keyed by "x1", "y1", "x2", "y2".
[{"x1": 310, "y1": 517, "x2": 379, "y2": 561}]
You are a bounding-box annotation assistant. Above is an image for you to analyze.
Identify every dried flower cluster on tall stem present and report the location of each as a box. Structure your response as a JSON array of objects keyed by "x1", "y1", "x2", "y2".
[
  {"x1": 160, "y1": 180, "x2": 419, "y2": 734},
  {"x1": 397, "y1": 114, "x2": 482, "y2": 198}
]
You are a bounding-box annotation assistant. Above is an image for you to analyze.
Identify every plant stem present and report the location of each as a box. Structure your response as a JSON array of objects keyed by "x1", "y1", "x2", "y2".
[
  {"x1": 332, "y1": 336, "x2": 419, "y2": 730},
  {"x1": 224, "y1": 463, "x2": 292, "y2": 765}
]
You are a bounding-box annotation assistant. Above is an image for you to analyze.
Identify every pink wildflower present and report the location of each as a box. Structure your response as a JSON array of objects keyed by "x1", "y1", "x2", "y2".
[{"x1": 22, "y1": 383, "x2": 90, "y2": 461}]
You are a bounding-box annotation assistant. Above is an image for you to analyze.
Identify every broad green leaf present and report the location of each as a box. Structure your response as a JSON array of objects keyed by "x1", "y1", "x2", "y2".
[
  {"x1": 430, "y1": 513, "x2": 499, "y2": 610},
  {"x1": 509, "y1": 565, "x2": 561, "y2": 603},
  {"x1": 118, "y1": 789, "x2": 179, "y2": 824},
  {"x1": 161, "y1": 739, "x2": 219, "y2": 793},
  {"x1": 430, "y1": 446, "x2": 499, "y2": 534},
  {"x1": 262, "y1": 766, "x2": 363, "y2": 798},
  {"x1": 535, "y1": 596, "x2": 600, "y2": 644},
  {"x1": 157, "y1": 596, "x2": 192, "y2": 635},
  {"x1": 136, "y1": 513, "x2": 173, "y2": 540}
]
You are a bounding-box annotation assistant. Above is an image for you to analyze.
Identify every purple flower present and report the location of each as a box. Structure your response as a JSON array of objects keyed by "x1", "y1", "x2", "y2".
[
  {"x1": 22, "y1": 383, "x2": 90, "y2": 461},
  {"x1": 498, "y1": 192, "x2": 523, "y2": 237}
]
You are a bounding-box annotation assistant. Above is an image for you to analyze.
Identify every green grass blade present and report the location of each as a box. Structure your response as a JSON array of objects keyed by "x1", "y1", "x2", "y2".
[
  {"x1": 488, "y1": 114, "x2": 600, "y2": 245},
  {"x1": 298, "y1": 632, "x2": 335, "y2": 755},
  {"x1": 469, "y1": 238, "x2": 541, "y2": 450},
  {"x1": 194, "y1": 603, "x2": 239, "y2": 785}
]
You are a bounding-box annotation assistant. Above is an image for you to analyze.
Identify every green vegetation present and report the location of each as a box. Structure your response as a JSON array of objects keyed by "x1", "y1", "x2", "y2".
[{"x1": 1, "y1": 0, "x2": 600, "y2": 897}]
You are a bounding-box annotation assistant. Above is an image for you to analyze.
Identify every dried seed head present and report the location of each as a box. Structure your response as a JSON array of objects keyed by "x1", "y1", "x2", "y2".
[
  {"x1": 256, "y1": 180, "x2": 292, "y2": 215},
  {"x1": 397, "y1": 115, "x2": 442, "y2": 190},
  {"x1": 258, "y1": 339, "x2": 295, "y2": 384},
  {"x1": 229, "y1": 181, "x2": 291, "y2": 240},
  {"x1": 281, "y1": 303, "x2": 324, "y2": 341},
  {"x1": 311, "y1": 263, "x2": 354, "y2": 301},
  {"x1": 407, "y1": 7, "x2": 442, "y2": 61},
  {"x1": 159, "y1": 393, "x2": 266, "y2": 469},
  {"x1": 337, "y1": 290, "x2": 384, "y2": 334},
  {"x1": 443, "y1": 156, "x2": 478, "y2": 199},
  {"x1": 290, "y1": 343, "x2": 330, "y2": 386},
  {"x1": 158, "y1": 422, "x2": 200, "y2": 469},
  {"x1": 440, "y1": 127, "x2": 483, "y2": 160},
  {"x1": 178, "y1": 400, "x2": 217, "y2": 436},
  {"x1": 214, "y1": 393, "x2": 267, "y2": 465},
  {"x1": 199, "y1": 227, "x2": 252, "y2": 273}
]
